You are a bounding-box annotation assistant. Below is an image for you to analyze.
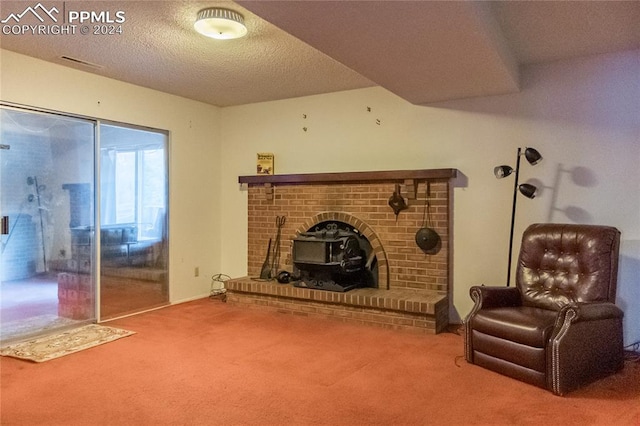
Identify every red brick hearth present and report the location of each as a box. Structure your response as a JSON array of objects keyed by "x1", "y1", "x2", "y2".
[{"x1": 226, "y1": 169, "x2": 458, "y2": 333}]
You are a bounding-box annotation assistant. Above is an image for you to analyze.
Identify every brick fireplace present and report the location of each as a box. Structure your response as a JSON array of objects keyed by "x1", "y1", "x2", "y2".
[{"x1": 226, "y1": 169, "x2": 458, "y2": 333}]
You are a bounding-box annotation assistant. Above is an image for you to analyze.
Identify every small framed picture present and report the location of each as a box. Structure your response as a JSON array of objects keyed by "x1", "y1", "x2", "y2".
[{"x1": 257, "y1": 153, "x2": 274, "y2": 175}]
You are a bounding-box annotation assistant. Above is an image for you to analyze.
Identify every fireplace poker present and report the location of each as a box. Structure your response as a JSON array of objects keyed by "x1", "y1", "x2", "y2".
[{"x1": 271, "y1": 215, "x2": 286, "y2": 278}]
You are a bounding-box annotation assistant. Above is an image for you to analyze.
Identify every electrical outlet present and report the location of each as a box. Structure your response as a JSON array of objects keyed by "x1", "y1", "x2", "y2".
[{"x1": 194, "y1": 267, "x2": 199, "y2": 277}]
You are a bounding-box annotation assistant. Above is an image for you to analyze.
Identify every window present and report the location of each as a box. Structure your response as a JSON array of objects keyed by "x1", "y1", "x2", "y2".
[
  {"x1": 100, "y1": 124, "x2": 167, "y2": 240},
  {"x1": 114, "y1": 151, "x2": 136, "y2": 224}
]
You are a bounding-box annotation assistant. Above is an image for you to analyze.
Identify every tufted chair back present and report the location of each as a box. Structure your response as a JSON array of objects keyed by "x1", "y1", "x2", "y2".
[{"x1": 516, "y1": 223, "x2": 621, "y2": 311}]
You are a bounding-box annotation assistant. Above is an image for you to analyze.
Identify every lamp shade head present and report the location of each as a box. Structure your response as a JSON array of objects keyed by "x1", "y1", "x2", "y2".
[
  {"x1": 494, "y1": 165, "x2": 513, "y2": 179},
  {"x1": 524, "y1": 147, "x2": 543, "y2": 165},
  {"x1": 194, "y1": 8, "x2": 247, "y2": 40},
  {"x1": 519, "y1": 183, "x2": 537, "y2": 199}
]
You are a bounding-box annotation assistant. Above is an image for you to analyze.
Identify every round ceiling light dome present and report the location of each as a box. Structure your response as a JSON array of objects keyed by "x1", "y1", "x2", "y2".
[{"x1": 194, "y1": 8, "x2": 247, "y2": 40}]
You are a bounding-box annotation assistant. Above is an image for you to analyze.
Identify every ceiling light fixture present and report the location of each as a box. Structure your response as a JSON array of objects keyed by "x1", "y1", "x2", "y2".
[{"x1": 194, "y1": 8, "x2": 247, "y2": 40}]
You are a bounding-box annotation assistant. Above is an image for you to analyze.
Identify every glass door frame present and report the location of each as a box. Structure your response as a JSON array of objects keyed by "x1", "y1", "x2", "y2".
[
  {"x1": 1, "y1": 101, "x2": 170, "y2": 323},
  {"x1": 0, "y1": 102, "x2": 98, "y2": 337},
  {"x1": 97, "y1": 119, "x2": 170, "y2": 320}
]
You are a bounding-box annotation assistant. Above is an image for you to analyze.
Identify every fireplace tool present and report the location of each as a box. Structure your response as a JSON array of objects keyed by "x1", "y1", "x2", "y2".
[
  {"x1": 271, "y1": 215, "x2": 286, "y2": 277},
  {"x1": 259, "y1": 238, "x2": 272, "y2": 279},
  {"x1": 388, "y1": 183, "x2": 408, "y2": 220}
]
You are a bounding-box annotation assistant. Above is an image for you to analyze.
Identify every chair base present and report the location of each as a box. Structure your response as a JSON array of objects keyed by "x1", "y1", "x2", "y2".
[{"x1": 473, "y1": 351, "x2": 546, "y2": 389}]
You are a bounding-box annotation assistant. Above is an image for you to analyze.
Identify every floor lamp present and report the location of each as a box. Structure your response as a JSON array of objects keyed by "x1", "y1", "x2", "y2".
[{"x1": 494, "y1": 147, "x2": 543, "y2": 286}]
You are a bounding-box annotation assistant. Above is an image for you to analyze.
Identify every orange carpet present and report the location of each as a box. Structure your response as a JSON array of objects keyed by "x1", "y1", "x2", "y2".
[{"x1": 1, "y1": 298, "x2": 639, "y2": 425}]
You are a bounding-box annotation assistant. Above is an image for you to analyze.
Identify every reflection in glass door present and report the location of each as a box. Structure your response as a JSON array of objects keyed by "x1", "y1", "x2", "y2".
[
  {"x1": 0, "y1": 106, "x2": 96, "y2": 343},
  {"x1": 99, "y1": 123, "x2": 169, "y2": 320}
]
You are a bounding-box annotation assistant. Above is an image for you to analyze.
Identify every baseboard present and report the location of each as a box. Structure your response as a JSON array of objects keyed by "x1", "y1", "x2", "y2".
[
  {"x1": 99, "y1": 294, "x2": 211, "y2": 323},
  {"x1": 170, "y1": 293, "x2": 211, "y2": 305}
]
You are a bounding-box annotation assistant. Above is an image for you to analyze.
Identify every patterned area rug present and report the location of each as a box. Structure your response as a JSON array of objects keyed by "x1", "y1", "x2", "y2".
[
  {"x1": 1, "y1": 314, "x2": 81, "y2": 343},
  {"x1": 0, "y1": 325, "x2": 135, "y2": 363}
]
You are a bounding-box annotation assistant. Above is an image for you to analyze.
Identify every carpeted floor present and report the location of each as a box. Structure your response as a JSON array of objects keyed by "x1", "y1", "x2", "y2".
[{"x1": 1, "y1": 298, "x2": 639, "y2": 425}]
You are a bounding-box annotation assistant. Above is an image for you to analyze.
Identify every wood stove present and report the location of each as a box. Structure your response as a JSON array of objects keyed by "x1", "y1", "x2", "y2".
[{"x1": 292, "y1": 222, "x2": 374, "y2": 292}]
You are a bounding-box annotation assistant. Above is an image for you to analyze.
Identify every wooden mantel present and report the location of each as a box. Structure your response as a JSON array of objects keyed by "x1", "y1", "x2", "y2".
[{"x1": 238, "y1": 168, "x2": 458, "y2": 185}]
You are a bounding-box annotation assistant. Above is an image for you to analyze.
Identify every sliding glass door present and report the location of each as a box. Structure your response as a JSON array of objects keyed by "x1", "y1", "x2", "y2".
[
  {"x1": 0, "y1": 106, "x2": 96, "y2": 343},
  {"x1": 98, "y1": 123, "x2": 169, "y2": 320},
  {"x1": 1, "y1": 106, "x2": 170, "y2": 342}
]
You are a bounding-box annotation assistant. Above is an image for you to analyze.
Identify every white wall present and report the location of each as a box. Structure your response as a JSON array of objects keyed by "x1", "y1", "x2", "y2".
[
  {"x1": 1, "y1": 49, "x2": 222, "y2": 303},
  {"x1": 220, "y1": 50, "x2": 640, "y2": 345}
]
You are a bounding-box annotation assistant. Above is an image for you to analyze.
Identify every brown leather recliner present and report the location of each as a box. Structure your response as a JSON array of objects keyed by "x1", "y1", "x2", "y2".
[{"x1": 464, "y1": 223, "x2": 624, "y2": 395}]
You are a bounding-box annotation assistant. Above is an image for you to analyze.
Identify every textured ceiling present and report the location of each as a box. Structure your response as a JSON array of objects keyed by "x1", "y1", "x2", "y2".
[
  {"x1": 1, "y1": 1, "x2": 639, "y2": 107},
  {"x1": 238, "y1": 0, "x2": 521, "y2": 104}
]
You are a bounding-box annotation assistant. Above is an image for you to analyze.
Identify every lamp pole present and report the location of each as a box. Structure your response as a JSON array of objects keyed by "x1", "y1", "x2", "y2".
[
  {"x1": 495, "y1": 146, "x2": 542, "y2": 287},
  {"x1": 506, "y1": 147, "x2": 522, "y2": 287}
]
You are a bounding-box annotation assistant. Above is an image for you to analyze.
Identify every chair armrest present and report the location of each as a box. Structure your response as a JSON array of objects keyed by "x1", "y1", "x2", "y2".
[
  {"x1": 558, "y1": 302, "x2": 623, "y2": 324},
  {"x1": 464, "y1": 286, "x2": 522, "y2": 363},
  {"x1": 469, "y1": 286, "x2": 522, "y2": 309},
  {"x1": 549, "y1": 301, "x2": 624, "y2": 395}
]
